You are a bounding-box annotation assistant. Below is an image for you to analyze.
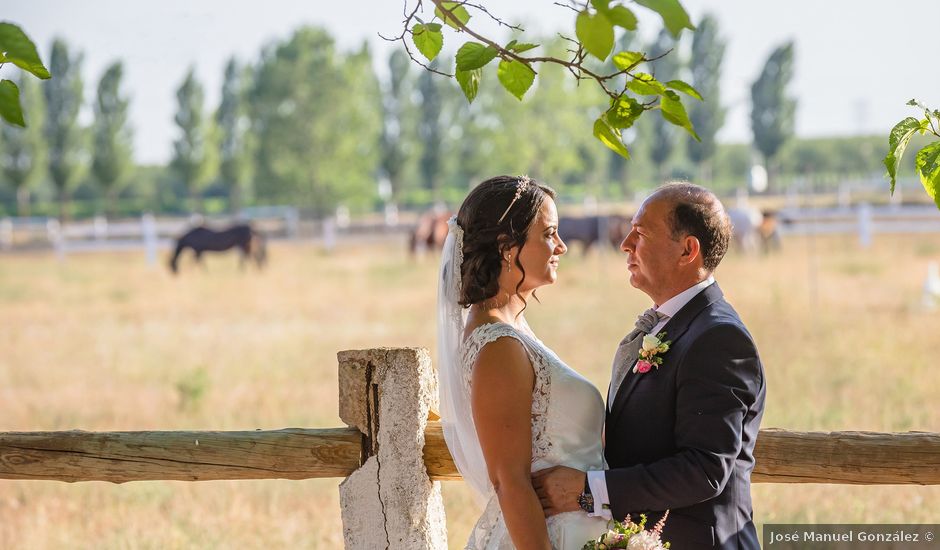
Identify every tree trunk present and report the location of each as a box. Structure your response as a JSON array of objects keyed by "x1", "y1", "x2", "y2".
[
  {"x1": 15, "y1": 187, "x2": 30, "y2": 217},
  {"x1": 189, "y1": 187, "x2": 200, "y2": 215},
  {"x1": 229, "y1": 184, "x2": 241, "y2": 215},
  {"x1": 698, "y1": 161, "x2": 713, "y2": 186},
  {"x1": 106, "y1": 188, "x2": 118, "y2": 220},
  {"x1": 616, "y1": 161, "x2": 632, "y2": 199},
  {"x1": 57, "y1": 188, "x2": 71, "y2": 223},
  {"x1": 657, "y1": 163, "x2": 669, "y2": 185},
  {"x1": 764, "y1": 153, "x2": 776, "y2": 195}
]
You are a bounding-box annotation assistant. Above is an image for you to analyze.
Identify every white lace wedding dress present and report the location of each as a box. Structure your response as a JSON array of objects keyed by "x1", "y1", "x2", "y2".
[{"x1": 461, "y1": 322, "x2": 610, "y2": 550}]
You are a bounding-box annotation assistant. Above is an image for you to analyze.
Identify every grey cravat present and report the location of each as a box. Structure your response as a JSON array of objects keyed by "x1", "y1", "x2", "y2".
[{"x1": 608, "y1": 308, "x2": 669, "y2": 405}]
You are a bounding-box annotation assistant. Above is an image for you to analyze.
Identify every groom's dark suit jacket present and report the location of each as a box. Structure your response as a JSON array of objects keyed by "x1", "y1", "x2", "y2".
[{"x1": 605, "y1": 282, "x2": 766, "y2": 550}]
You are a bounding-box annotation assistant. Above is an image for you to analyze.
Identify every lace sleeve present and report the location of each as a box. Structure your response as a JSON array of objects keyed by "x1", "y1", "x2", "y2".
[{"x1": 462, "y1": 323, "x2": 553, "y2": 461}]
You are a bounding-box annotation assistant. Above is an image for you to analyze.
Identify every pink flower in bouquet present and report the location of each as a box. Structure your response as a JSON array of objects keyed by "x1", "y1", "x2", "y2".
[
  {"x1": 634, "y1": 360, "x2": 652, "y2": 374},
  {"x1": 599, "y1": 531, "x2": 625, "y2": 546}
]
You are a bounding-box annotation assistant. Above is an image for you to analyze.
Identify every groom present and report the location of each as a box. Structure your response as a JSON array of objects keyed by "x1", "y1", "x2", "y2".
[{"x1": 534, "y1": 183, "x2": 766, "y2": 549}]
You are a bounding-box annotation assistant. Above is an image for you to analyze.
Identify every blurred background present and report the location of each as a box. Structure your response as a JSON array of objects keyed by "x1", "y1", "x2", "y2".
[{"x1": 2, "y1": 1, "x2": 939, "y2": 548}]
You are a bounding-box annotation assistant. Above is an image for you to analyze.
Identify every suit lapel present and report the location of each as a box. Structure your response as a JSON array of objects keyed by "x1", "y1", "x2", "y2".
[{"x1": 608, "y1": 282, "x2": 724, "y2": 422}]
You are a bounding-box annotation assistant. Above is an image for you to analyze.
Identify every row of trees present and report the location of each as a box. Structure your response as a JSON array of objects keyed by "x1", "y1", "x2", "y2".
[
  {"x1": 0, "y1": 22, "x2": 888, "y2": 219},
  {"x1": 0, "y1": 39, "x2": 131, "y2": 219}
]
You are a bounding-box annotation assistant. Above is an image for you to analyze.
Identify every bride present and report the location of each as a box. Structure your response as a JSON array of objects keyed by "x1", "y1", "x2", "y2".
[{"x1": 438, "y1": 175, "x2": 610, "y2": 549}]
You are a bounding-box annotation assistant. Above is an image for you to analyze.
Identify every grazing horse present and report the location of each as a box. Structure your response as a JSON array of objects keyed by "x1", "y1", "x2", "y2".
[
  {"x1": 726, "y1": 207, "x2": 763, "y2": 254},
  {"x1": 558, "y1": 214, "x2": 632, "y2": 254},
  {"x1": 169, "y1": 223, "x2": 266, "y2": 274},
  {"x1": 408, "y1": 211, "x2": 451, "y2": 256}
]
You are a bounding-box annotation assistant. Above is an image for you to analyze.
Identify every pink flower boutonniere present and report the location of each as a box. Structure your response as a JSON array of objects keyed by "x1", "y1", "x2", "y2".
[{"x1": 633, "y1": 331, "x2": 671, "y2": 374}]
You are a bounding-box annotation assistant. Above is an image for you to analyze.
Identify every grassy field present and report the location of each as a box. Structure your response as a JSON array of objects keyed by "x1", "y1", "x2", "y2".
[{"x1": 2, "y1": 231, "x2": 939, "y2": 548}]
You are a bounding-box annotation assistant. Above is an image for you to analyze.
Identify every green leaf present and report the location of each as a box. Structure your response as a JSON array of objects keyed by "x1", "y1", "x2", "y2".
[
  {"x1": 907, "y1": 98, "x2": 931, "y2": 111},
  {"x1": 633, "y1": 0, "x2": 695, "y2": 38},
  {"x1": 412, "y1": 24, "x2": 444, "y2": 62},
  {"x1": 606, "y1": 95, "x2": 643, "y2": 129},
  {"x1": 434, "y1": 2, "x2": 471, "y2": 29},
  {"x1": 606, "y1": 6, "x2": 638, "y2": 30},
  {"x1": 665, "y1": 79, "x2": 702, "y2": 100},
  {"x1": 612, "y1": 51, "x2": 644, "y2": 70},
  {"x1": 456, "y1": 41, "x2": 498, "y2": 71},
  {"x1": 508, "y1": 42, "x2": 539, "y2": 53},
  {"x1": 0, "y1": 79, "x2": 24, "y2": 126},
  {"x1": 883, "y1": 117, "x2": 927, "y2": 193},
  {"x1": 627, "y1": 72, "x2": 665, "y2": 95},
  {"x1": 0, "y1": 22, "x2": 51, "y2": 79},
  {"x1": 455, "y1": 68, "x2": 482, "y2": 103},
  {"x1": 593, "y1": 116, "x2": 630, "y2": 158},
  {"x1": 497, "y1": 59, "x2": 535, "y2": 100},
  {"x1": 590, "y1": 0, "x2": 612, "y2": 10},
  {"x1": 914, "y1": 141, "x2": 940, "y2": 209},
  {"x1": 660, "y1": 91, "x2": 699, "y2": 140},
  {"x1": 576, "y1": 10, "x2": 614, "y2": 61}
]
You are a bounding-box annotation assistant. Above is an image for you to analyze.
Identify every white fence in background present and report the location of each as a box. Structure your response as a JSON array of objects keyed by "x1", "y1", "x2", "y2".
[
  {"x1": 0, "y1": 207, "x2": 304, "y2": 265},
  {"x1": 777, "y1": 204, "x2": 940, "y2": 247},
  {"x1": 2, "y1": 203, "x2": 938, "y2": 261}
]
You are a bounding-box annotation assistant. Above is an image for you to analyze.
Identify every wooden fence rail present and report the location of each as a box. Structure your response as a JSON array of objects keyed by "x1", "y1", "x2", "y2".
[
  {"x1": 2, "y1": 347, "x2": 939, "y2": 549},
  {"x1": 2, "y1": 424, "x2": 939, "y2": 485}
]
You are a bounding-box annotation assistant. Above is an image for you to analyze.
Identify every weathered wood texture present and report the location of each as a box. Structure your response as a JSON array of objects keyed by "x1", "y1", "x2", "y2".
[
  {"x1": 423, "y1": 421, "x2": 462, "y2": 481},
  {"x1": 751, "y1": 429, "x2": 940, "y2": 484},
  {"x1": 4, "y1": 425, "x2": 937, "y2": 485},
  {"x1": 0, "y1": 428, "x2": 362, "y2": 483}
]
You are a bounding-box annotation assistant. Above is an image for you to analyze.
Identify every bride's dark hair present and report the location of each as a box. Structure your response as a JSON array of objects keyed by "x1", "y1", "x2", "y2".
[{"x1": 456, "y1": 175, "x2": 556, "y2": 307}]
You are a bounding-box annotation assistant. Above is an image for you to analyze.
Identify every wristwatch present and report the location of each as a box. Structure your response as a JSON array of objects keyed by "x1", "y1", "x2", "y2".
[{"x1": 577, "y1": 476, "x2": 594, "y2": 513}]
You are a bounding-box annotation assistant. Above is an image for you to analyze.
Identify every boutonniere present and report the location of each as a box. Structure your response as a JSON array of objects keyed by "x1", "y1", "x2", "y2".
[{"x1": 633, "y1": 331, "x2": 671, "y2": 374}]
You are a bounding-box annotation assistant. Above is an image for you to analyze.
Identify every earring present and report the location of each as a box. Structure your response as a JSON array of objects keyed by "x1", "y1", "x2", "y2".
[{"x1": 505, "y1": 255, "x2": 512, "y2": 272}]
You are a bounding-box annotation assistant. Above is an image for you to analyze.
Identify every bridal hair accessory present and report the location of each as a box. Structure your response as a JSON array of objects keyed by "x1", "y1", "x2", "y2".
[
  {"x1": 632, "y1": 331, "x2": 671, "y2": 374},
  {"x1": 496, "y1": 175, "x2": 531, "y2": 224}
]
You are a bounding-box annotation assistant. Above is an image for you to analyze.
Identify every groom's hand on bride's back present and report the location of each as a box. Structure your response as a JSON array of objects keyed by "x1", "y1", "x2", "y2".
[{"x1": 532, "y1": 466, "x2": 584, "y2": 516}]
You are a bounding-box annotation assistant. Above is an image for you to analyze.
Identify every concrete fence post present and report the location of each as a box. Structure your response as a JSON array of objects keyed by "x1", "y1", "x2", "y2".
[
  {"x1": 323, "y1": 218, "x2": 337, "y2": 252},
  {"x1": 142, "y1": 213, "x2": 158, "y2": 267},
  {"x1": 285, "y1": 207, "x2": 300, "y2": 239},
  {"x1": 46, "y1": 218, "x2": 65, "y2": 261},
  {"x1": 0, "y1": 218, "x2": 12, "y2": 250},
  {"x1": 93, "y1": 215, "x2": 108, "y2": 241},
  {"x1": 337, "y1": 347, "x2": 448, "y2": 550},
  {"x1": 384, "y1": 202, "x2": 399, "y2": 228},
  {"x1": 857, "y1": 202, "x2": 873, "y2": 248}
]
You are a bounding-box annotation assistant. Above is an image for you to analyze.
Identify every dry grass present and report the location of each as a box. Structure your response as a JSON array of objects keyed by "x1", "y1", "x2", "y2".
[{"x1": 1, "y1": 232, "x2": 938, "y2": 548}]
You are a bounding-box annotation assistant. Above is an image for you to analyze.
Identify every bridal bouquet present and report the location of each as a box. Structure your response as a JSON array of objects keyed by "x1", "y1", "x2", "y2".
[{"x1": 581, "y1": 511, "x2": 670, "y2": 550}]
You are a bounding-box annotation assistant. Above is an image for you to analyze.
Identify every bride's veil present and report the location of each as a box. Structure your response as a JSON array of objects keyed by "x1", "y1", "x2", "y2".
[{"x1": 437, "y1": 215, "x2": 492, "y2": 504}]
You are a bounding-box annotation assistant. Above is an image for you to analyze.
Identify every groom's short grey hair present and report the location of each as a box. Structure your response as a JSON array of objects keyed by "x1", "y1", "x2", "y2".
[{"x1": 650, "y1": 182, "x2": 732, "y2": 272}]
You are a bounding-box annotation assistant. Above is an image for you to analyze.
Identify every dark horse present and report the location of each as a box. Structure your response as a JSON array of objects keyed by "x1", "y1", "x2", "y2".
[
  {"x1": 169, "y1": 224, "x2": 267, "y2": 274},
  {"x1": 558, "y1": 214, "x2": 632, "y2": 254}
]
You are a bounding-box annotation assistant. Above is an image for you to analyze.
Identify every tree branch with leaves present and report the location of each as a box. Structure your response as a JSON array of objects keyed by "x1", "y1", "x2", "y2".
[
  {"x1": 385, "y1": 0, "x2": 702, "y2": 159},
  {"x1": 0, "y1": 22, "x2": 51, "y2": 128},
  {"x1": 885, "y1": 100, "x2": 940, "y2": 210}
]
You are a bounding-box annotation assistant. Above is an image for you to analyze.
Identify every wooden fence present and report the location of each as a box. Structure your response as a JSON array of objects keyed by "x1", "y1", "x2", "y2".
[{"x1": 2, "y1": 347, "x2": 939, "y2": 548}]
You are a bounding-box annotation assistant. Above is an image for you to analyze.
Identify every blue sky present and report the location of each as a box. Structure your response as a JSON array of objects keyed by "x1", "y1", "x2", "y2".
[{"x1": 6, "y1": 0, "x2": 940, "y2": 164}]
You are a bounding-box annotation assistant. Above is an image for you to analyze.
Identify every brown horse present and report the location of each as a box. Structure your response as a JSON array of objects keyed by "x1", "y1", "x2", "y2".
[
  {"x1": 169, "y1": 223, "x2": 266, "y2": 274},
  {"x1": 408, "y1": 211, "x2": 451, "y2": 256}
]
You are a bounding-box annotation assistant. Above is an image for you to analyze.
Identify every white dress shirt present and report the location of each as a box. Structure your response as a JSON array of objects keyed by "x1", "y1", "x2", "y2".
[{"x1": 586, "y1": 275, "x2": 716, "y2": 519}]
